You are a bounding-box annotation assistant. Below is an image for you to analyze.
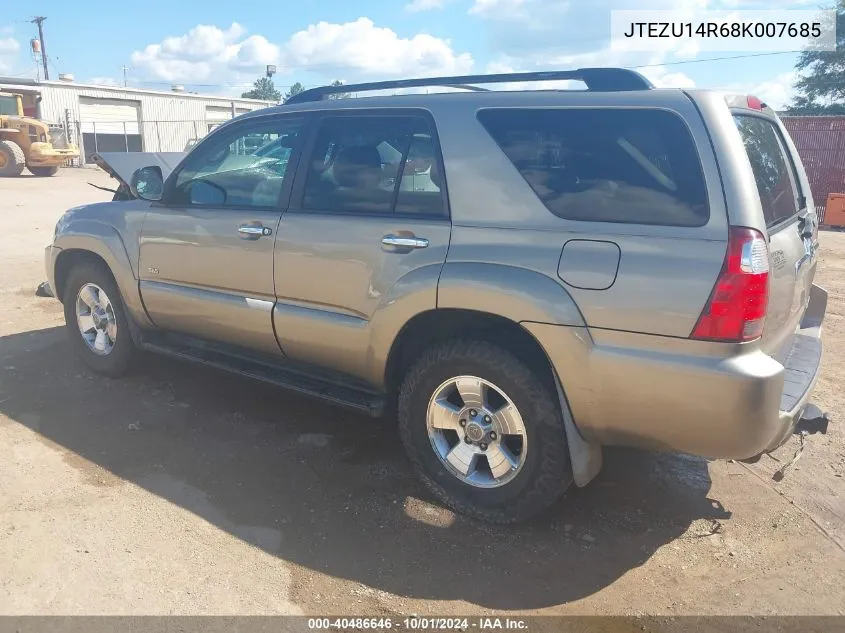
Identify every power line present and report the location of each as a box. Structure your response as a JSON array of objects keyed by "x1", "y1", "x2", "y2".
[
  {"x1": 2, "y1": 66, "x2": 39, "y2": 78},
  {"x1": 129, "y1": 51, "x2": 813, "y2": 90},
  {"x1": 7, "y1": 49, "x2": 826, "y2": 91},
  {"x1": 629, "y1": 50, "x2": 805, "y2": 69}
]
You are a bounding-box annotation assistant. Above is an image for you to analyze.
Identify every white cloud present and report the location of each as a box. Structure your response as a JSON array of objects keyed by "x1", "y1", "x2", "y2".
[
  {"x1": 284, "y1": 18, "x2": 472, "y2": 78},
  {"x1": 719, "y1": 71, "x2": 798, "y2": 110},
  {"x1": 0, "y1": 36, "x2": 20, "y2": 72},
  {"x1": 405, "y1": 0, "x2": 447, "y2": 12},
  {"x1": 469, "y1": 0, "x2": 529, "y2": 16},
  {"x1": 130, "y1": 19, "x2": 473, "y2": 89},
  {"x1": 641, "y1": 66, "x2": 697, "y2": 88},
  {"x1": 131, "y1": 23, "x2": 261, "y2": 82},
  {"x1": 483, "y1": 51, "x2": 695, "y2": 91},
  {"x1": 0, "y1": 37, "x2": 19, "y2": 55},
  {"x1": 751, "y1": 72, "x2": 798, "y2": 110}
]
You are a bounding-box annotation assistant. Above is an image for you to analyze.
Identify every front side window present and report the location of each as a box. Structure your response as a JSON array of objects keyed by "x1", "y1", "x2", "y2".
[
  {"x1": 0, "y1": 96, "x2": 19, "y2": 116},
  {"x1": 170, "y1": 116, "x2": 303, "y2": 208},
  {"x1": 478, "y1": 108, "x2": 709, "y2": 227},
  {"x1": 301, "y1": 115, "x2": 444, "y2": 217}
]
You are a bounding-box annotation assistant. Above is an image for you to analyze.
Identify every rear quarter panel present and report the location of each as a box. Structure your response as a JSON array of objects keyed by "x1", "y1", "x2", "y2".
[{"x1": 431, "y1": 91, "x2": 729, "y2": 338}]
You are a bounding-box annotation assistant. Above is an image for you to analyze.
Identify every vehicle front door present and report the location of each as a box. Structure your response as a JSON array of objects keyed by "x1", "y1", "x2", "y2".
[
  {"x1": 138, "y1": 114, "x2": 306, "y2": 355},
  {"x1": 273, "y1": 112, "x2": 452, "y2": 381}
]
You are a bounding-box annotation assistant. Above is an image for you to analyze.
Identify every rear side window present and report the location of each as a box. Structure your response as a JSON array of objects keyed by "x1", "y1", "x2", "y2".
[
  {"x1": 733, "y1": 115, "x2": 800, "y2": 228},
  {"x1": 477, "y1": 108, "x2": 709, "y2": 226}
]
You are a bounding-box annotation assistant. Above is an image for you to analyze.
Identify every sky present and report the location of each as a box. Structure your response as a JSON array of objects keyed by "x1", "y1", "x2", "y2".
[{"x1": 0, "y1": 0, "x2": 830, "y2": 108}]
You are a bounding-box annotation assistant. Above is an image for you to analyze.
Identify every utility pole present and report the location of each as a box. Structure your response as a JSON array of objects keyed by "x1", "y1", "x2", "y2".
[
  {"x1": 31, "y1": 16, "x2": 49, "y2": 80},
  {"x1": 121, "y1": 65, "x2": 128, "y2": 88}
]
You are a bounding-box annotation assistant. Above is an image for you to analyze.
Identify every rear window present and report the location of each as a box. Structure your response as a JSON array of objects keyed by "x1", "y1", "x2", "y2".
[
  {"x1": 733, "y1": 115, "x2": 800, "y2": 228},
  {"x1": 477, "y1": 108, "x2": 709, "y2": 226}
]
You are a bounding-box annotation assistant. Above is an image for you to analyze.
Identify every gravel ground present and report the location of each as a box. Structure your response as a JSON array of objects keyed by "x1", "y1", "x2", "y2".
[{"x1": 0, "y1": 168, "x2": 843, "y2": 615}]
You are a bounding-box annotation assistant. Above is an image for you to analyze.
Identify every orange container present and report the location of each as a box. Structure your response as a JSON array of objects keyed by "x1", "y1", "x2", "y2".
[{"x1": 824, "y1": 193, "x2": 845, "y2": 227}]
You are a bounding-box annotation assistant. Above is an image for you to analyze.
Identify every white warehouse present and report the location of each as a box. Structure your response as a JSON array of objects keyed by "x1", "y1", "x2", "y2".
[{"x1": 0, "y1": 76, "x2": 275, "y2": 163}]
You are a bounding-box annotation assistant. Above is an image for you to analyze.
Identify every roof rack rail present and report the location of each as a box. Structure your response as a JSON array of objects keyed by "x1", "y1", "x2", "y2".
[{"x1": 285, "y1": 68, "x2": 654, "y2": 105}]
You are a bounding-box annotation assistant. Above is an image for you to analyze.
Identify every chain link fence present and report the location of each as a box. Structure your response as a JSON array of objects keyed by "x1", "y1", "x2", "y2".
[{"x1": 60, "y1": 119, "x2": 220, "y2": 164}]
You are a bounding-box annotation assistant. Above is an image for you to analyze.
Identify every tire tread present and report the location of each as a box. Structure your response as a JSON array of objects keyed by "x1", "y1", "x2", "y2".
[
  {"x1": 0, "y1": 140, "x2": 26, "y2": 177},
  {"x1": 398, "y1": 339, "x2": 572, "y2": 524},
  {"x1": 63, "y1": 261, "x2": 136, "y2": 378}
]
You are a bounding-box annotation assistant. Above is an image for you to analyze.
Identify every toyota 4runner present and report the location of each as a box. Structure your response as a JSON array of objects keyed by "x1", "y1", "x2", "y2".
[{"x1": 46, "y1": 69, "x2": 827, "y2": 523}]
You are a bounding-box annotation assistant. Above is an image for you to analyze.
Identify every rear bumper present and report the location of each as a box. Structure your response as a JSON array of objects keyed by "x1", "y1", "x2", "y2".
[
  {"x1": 524, "y1": 283, "x2": 827, "y2": 460},
  {"x1": 764, "y1": 283, "x2": 827, "y2": 452}
]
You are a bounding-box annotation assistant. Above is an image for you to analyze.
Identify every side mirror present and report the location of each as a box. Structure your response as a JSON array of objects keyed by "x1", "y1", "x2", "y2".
[{"x1": 130, "y1": 166, "x2": 163, "y2": 201}]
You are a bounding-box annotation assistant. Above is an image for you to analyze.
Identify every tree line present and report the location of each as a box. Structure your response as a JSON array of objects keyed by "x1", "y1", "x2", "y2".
[
  {"x1": 241, "y1": 78, "x2": 349, "y2": 102},
  {"x1": 784, "y1": 0, "x2": 844, "y2": 115}
]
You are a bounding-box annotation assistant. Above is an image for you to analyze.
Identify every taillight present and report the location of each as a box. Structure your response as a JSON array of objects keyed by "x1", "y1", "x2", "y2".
[{"x1": 691, "y1": 227, "x2": 770, "y2": 343}]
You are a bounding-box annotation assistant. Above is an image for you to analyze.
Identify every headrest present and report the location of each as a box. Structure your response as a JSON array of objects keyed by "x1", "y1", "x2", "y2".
[
  {"x1": 333, "y1": 145, "x2": 382, "y2": 188},
  {"x1": 429, "y1": 160, "x2": 442, "y2": 189}
]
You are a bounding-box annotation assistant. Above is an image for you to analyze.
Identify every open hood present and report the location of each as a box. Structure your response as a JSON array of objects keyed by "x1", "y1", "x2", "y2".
[{"x1": 92, "y1": 152, "x2": 185, "y2": 190}]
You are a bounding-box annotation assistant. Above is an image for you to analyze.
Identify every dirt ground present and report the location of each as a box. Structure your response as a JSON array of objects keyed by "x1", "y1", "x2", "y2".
[{"x1": 0, "y1": 168, "x2": 843, "y2": 616}]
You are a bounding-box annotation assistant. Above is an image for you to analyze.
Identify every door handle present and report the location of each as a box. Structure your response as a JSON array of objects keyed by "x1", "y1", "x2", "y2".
[
  {"x1": 238, "y1": 224, "x2": 272, "y2": 238},
  {"x1": 381, "y1": 234, "x2": 429, "y2": 249}
]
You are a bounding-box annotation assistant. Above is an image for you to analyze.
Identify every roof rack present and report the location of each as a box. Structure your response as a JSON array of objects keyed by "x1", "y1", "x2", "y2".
[{"x1": 284, "y1": 68, "x2": 654, "y2": 105}]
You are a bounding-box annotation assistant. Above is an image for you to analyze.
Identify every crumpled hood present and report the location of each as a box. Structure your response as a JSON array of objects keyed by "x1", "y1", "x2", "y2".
[{"x1": 92, "y1": 152, "x2": 185, "y2": 189}]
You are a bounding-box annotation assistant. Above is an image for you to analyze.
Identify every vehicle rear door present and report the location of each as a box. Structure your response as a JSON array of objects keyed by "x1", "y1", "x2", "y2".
[
  {"x1": 732, "y1": 112, "x2": 818, "y2": 361},
  {"x1": 272, "y1": 111, "x2": 451, "y2": 380}
]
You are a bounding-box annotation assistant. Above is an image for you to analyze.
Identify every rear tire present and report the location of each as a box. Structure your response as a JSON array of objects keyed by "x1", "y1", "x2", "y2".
[
  {"x1": 30, "y1": 166, "x2": 59, "y2": 177},
  {"x1": 0, "y1": 140, "x2": 26, "y2": 177},
  {"x1": 398, "y1": 339, "x2": 572, "y2": 524},
  {"x1": 63, "y1": 261, "x2": 136, "y2": 378}
]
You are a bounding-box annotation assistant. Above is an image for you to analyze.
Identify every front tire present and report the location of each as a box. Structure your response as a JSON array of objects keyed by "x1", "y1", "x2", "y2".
[
  {"x1": 30, "y1": 166, "x2": 59, "y2": 177},
  {"x1": 0, "y1": 139, "x2": 26, "y2": 177},
  {"x1": 63, "y1": 262, "x2": 136, "y2": 377},
  {"x1": 398, "y1": 340, "x2": 572, "y2": 524}
]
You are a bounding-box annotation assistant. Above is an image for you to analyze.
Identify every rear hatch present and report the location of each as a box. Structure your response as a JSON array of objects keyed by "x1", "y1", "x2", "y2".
[{"x1": 732, "y1": 108, "x2": 818, "y2": 363}]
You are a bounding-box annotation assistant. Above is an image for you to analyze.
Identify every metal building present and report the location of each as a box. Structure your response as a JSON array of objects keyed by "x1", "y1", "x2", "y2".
[{"x1": 0, "y1": 76, "x2": 275, "y2": 164}]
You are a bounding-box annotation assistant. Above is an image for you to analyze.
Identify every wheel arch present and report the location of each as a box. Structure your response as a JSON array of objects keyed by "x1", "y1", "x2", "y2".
[
  {"x1": 385, "y1": 308, "x2": 603, "y2": 487},
  {"x1": 385, "y1": 309, "x2": 557, "y2": 397},
  {"x1": 54, "y1": 249, "x2": 112, "y2": 302},
  {"x1": 52, "y1": 225, "x2": 152, "y2": 328}
]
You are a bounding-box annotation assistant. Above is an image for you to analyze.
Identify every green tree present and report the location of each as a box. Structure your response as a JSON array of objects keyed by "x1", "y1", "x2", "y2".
[
  {"x1": 786, "y1": 1, "x2": 845, "y2": 115},
  {"x1": 284, "y1": 81, "x2": 305, "y2": 102},
  {"x1": 241, "y1": 77, "x2": 282, "y2": 102},
  {"x1": 327, "y1": 79, "x2": 351, "y2": 100}
]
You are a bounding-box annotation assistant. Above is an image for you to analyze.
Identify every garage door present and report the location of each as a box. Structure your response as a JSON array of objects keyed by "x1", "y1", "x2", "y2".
[
  {"x1": 206, "y1": 106, "x2": 231, "y2": 132},
  {"x1": 79, "y1": 97, "x2": 142, "y2": 161},
  {"x1": 206, "y1": 106, "x2": 253, "y2": 132}
]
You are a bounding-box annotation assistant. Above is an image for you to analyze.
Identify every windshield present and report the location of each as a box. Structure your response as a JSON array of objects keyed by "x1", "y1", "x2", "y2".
[{"x1": 0, "y1": 96, "x2": 19, "y2": 116}]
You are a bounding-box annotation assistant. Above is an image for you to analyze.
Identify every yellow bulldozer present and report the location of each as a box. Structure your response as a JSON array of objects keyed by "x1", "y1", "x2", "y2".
[{"x1": 0, "y1": 91, "x2": 80, "y2": 177}]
